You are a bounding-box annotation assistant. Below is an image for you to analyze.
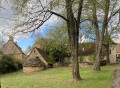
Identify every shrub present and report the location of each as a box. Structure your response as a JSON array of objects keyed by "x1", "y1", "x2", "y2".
[
  {"x1": 88, "y1": 54, "x2": 95, "y2": 62},
  {"x1": 12, "y1": 58, "x2": 23, "y2": 69},
  {"x1": 101, "y1": 54, "x2": 105, "y2": 61},
  {"x1": 0, "y1": 55, "x2": 21, "y2": 73},
  {"x1": 79, "y1": 56, "x2": 84, "y2": 62}
]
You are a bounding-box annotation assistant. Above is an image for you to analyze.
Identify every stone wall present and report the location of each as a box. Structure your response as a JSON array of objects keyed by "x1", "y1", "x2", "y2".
[
  {"x1": 23, "y1": 67, "x2": 44, "y2": 73},
  {"x1": 109, "y1": 45, "x2": 116, "y2": 63},
  {"x1": 64, "y1": 56, "x2": 93, "y2": 63},
  {"x1": 27, "y1": 48, "x2": 48, "y2": 66},
  {"x1": 2, "y1": 39, "x2": 26, "y2": 60},
  {"x1": 2, "y1": 40, "x2": 21, "y2": 54}
]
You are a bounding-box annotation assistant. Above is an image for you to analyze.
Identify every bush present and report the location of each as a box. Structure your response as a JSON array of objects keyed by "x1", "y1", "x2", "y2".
[
  {"x1": 88, "y1": 54, "x2": 95, "y2": 62},
  {"x1": 12, "y1": 58, "x2": 23, "y2": 69},
  {"x1": 79, "y1": 56, "x2": 84, "y2": 62},
  {"x1": 100, "y1": 60, "x2": 106, "y2": 66},
  {"x1": 0, "y1": 55, "x2": 22, "y2": 73}
]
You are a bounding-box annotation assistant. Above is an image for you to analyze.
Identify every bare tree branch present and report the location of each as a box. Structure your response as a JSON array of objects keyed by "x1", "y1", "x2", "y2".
[
  {"x1": 108, "y1": 8, "x2": 120, "y2": 22},
  {"x1": 47, "y1": 10, "x2": 68, "y2": 22}
]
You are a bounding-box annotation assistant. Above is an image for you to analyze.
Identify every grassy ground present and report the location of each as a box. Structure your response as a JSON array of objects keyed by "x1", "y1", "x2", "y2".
[{"x1": 0, "y1": 64, "x2": 119, "y2": 88}]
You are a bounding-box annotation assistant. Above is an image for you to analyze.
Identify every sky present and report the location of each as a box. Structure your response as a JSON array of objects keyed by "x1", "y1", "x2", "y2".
[
  {"x1": 14, "y1": 23, "x2": 56, "y2": 50},
  {"x1": 0, "y1": 1, "x2": 59, "y2": 51},
  {"x1": 0, "y1": 0, "x2": 120, "y2": 51},
  {"x1": 1, "y1": 20, "x2": 58, "y2": 50}
]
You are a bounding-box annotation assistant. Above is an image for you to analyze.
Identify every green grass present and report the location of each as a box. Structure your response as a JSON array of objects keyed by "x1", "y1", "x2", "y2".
[{"x1": 0, "y1": 65, "x2": 119, "y2": 88}]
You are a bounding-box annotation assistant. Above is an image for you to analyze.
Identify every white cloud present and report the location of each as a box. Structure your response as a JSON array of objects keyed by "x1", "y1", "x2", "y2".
[
  {"x1": 112, "y1": 33, "x2": 120, "y2": 43},
  {"x1": 79, "y1": 35, "x2": 87, "y2": 43}
]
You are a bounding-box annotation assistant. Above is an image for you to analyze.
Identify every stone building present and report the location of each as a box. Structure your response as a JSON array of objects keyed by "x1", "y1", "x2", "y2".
[
  {"x1": 1, "y1": 36, "x2": 26, "y2": 60},
  {"x1": 23, "y1": 47, "x2": 53, "y2": 72},
  {"x1": 109, "y1": 44, "x2": 116, "y2": 63},
  {"x1": 23, "y1": 56, "x2": 45, "y2": 73},
  {"x1": 64, "y1": 42, "x2": 117, "y2": 64}
]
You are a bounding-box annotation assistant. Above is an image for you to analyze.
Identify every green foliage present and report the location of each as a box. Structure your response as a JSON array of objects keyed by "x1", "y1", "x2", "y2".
[
  {"x1": 0, "y1": 50, "x2": 3, "y2": 55},
  {"x1": 48, "y1": 52, "x2": 56, "y2": 63},
  {"x1": 101, "y1": 54, "x2": 105, "y2": 61},
  {"x1": 34, "y1": 22, "x2": 70, "y2": 62},
  {"x1": 79, "y1": 56, "x2": 84, "y2": 62},
  {"x1": 88, "y1": 54, "x2": 95, "y2": 62},
  {"x1": 0, "y1": 55, "x2": 22, "y2": 73},
  {"x1": 27, "y1": 45, "x2": 33, "y2": 54},
  {"x1": 12, "y1": 57, "x2": 23, "y2": 69}
]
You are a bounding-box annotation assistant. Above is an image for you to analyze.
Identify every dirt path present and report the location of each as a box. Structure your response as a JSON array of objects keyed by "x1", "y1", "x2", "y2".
[{"x1": 113, "y1": 67, "x2": 120, "y2": 88}]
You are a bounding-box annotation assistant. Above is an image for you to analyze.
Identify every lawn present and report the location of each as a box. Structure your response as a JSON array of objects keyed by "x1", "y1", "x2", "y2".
[{"x1": 0, "y1": 64, "x2": 119, "y2": 88}]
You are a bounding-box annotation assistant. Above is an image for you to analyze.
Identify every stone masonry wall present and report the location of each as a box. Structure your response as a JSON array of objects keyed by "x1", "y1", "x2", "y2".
[
  {"x1": 23, "y1": 67, "x2": 44, "y2": 73},
  {"x1": 27, "y1": 48, "x2": 48, "y2": 66},
  {"x1": 2, "y1": 40, "x2": 25, "y2": 60}
]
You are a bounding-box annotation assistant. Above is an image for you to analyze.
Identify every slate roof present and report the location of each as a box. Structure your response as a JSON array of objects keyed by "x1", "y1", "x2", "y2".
[
  {"x1": 35, "y1": 48, "x2": 53, "y2": 64},
  {"x1": 23, "y1": 56, "x2": 45, "y2": 67}
]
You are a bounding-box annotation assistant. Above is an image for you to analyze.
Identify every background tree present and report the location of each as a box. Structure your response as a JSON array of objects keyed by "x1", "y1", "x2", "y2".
[
  {"x1": 33, "y1": 23, "x2": 70, "y2": 63},
  {"x1": 12, "y1": 0, "x2": 84, "y2": 81},
  {"x1": 27, "y1": 45, "x2": 33, "y2": 54},
  {"x1": 83, "y1": 0, "x2": 120, "y2": 71}
]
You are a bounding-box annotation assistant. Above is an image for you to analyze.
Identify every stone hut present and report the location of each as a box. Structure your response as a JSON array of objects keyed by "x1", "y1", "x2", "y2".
[
  {"x1": 23, "y1": 56, "x2": 45, "y2": 73},
  {"x1": 1, "y1": 36, "x2": 26, "y2": 60},
  {"x1": 23, "y1": 47, "x2": 53, "y2": 73}
]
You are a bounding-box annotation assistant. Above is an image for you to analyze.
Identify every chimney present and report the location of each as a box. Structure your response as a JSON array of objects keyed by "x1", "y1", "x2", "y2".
[{"x1": 9, "y1": 36, "x2": 14, "y2": 41}]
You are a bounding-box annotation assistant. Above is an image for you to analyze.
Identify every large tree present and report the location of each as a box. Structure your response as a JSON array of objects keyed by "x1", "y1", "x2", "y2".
[
  {"x1": 12, "y1": 0, "x2": 84, "y2": 81},
  {"x1": 33, "y1": 23, "x2": 70, "y2": 63},
  {"x1": 90, "y1": 0, "x2": 120, "y2": 71},
  {"x1": 81, "y1": 0, "x2": 120, "y2": 71}
]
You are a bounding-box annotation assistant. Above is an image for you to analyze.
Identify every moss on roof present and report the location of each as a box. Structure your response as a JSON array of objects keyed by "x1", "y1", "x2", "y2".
[{"x1": 35, "y1": 48, "x2": 53, "y2": 64}]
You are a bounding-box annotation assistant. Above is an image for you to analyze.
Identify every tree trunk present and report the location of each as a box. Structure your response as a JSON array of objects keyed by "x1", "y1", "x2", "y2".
[
  {"x1": 106, "y1": 44, "x2": 110, "y2": 64},
  {"x1": 92, "y1": 0, "x2": 110, "y2": 71},
  {"x1": 71, "y1": 40, "x2": 81, "y2": 80},
  {"x1": 65, "y1": 0, "x2": 83, "y2": 81},
  {"x1": 94, "y1": 44, "x2": 101, "y2": 71},
  {"x1": 67, "y1": 22, "x2": 81, "y2": 81}
]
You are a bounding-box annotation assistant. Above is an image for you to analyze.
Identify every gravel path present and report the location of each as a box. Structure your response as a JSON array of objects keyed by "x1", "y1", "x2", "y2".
[{"x1": 113, "y1": 67, "x2": 120, "y2": 88}]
